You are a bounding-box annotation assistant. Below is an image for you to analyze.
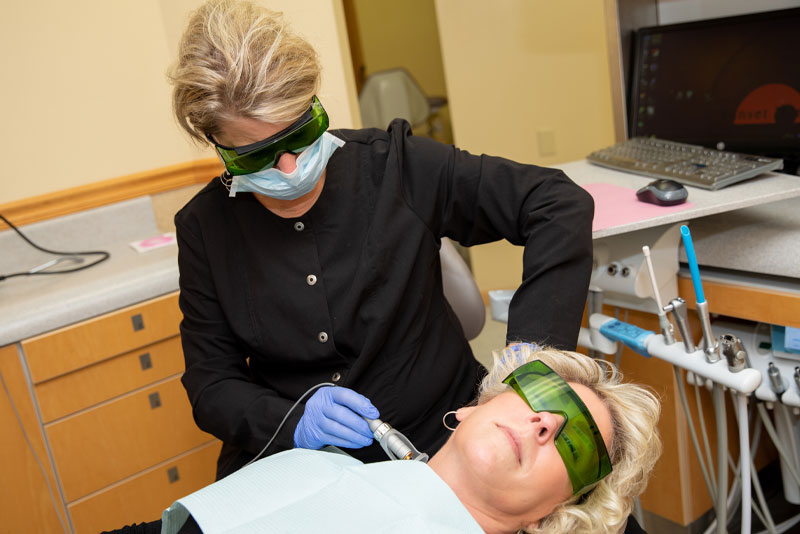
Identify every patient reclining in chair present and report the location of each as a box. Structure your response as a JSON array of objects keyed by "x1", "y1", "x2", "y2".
[{"x1": 113, "y1": 345, "x2": 662, "y2": 534}]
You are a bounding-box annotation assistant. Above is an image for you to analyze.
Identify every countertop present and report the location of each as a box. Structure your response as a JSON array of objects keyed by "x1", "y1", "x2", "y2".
[
  {"x1": 558, "y1": 159, "x2": 800, "y2": 280},
  {"x1": 0, "y1": 197, "x2": 179, "y2": 346},
  {"x1": 556, "y1": 159, "x2": 800, "y2": 240},
  {"x1": 679, "y1": 196, "x2": 800, "y2": 280}
]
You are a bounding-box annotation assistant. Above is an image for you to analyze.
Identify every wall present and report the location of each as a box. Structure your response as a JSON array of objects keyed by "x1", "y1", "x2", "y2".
[
  {"x1": 348, "y1": 0, "x2": 453, "y2": 143},
  {"x1": 351, "y1": 0, "x2": 447, "y2": 98},
  {"x1": 0, "y1": 0, "x2": 359, "y2": 206},
  {"x1": 434, "y1": 0, "x2": 618, "y2": 295}
]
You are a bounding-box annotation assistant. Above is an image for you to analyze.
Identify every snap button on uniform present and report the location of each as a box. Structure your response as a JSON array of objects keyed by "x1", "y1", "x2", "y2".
[
  {"x1": 318, "y1": 332, "x2": 328, "y2": 343},
  {"x1": 331, "y1": 372, "x2": 341, "y2": 382},
  {"x1": 294, "y1": 222, "x2": 305, "y2": 232},
  {"x1": 307, "y1": 274, "x2": 317, "y2": 286}
]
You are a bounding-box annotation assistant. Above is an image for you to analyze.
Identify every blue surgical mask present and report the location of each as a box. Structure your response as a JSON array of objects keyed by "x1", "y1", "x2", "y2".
[{"x1": 229, "y1": 132, "x2": 345, "y2": 200}]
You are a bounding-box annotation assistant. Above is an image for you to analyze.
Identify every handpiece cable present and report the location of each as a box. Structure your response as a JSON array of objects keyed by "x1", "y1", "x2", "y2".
[
  {"x1": 246, "y1": 382, "x2": 427, "y2": 468},
  {"x1": 0, "y1": 213, "x2": 110, "y2": 281},
  {"x1": 243, "y1": 382, "x2": 335, "y2": 468}
]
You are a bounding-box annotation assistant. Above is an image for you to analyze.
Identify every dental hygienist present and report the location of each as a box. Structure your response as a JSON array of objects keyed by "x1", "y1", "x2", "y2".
[{"x1": 168, "y1": 0, "x2": 594, "y2": 480}]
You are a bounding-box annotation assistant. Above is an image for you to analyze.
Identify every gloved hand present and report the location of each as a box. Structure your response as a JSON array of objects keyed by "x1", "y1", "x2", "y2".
[{"x1": 293, "y1": 386, "x2": 380, "y2": 450}]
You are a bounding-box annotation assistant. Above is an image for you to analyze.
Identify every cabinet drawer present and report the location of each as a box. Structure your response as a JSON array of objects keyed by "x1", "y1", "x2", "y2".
[
  {"x1": 23, "y1": 292, "x2": 181, "y2": 383},
  {"x1": 69, "y1": 441, "x2": 222, "y2": 534},
  {"x1": 36, "y1": 335, "x2": 185, "y2": 423},
  {"x1": 47, "y1": 376, "x2": 213, "y2": 501}
]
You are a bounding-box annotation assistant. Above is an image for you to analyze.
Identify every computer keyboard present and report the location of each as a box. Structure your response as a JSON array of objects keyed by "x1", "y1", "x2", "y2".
[{"x1": 587, "y1": 137, "x2": 784, "y2": 190}]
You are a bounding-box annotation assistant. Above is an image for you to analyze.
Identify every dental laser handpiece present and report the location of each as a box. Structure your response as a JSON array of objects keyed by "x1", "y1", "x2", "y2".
[
  {"x1": 663, "y1": 297, "x2": 696, "y2": 353},
  {"x1": 364, "y1": 417, "x2": 429, "y2": 462},
  {"x1": 642, "y1": 245, "x2": 675, "y2": 345},
  {"x1": 679, "y1": 226, "x2": 719, "y2": 362}
]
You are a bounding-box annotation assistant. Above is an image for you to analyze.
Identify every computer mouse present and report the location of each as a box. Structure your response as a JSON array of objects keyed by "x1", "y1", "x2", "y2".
[{"x1": 636, "y1": 179, "x2": 688, "y2": 206}]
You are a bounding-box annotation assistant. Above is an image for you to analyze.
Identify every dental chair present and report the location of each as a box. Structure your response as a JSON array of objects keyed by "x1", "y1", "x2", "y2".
[
  {"x1": 358, "y1": 67, "x2": 447, "y2": 138},
  {"x1": 359, "y1": 68, "x2": 430, "y2": 131},
  {"x1": 440, "y1": 237, "x2": 485, "y2": 340}
]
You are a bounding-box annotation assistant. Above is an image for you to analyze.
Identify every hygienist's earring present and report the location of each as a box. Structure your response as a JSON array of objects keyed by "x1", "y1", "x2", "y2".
[{"x1": 442, "y1": 410, "x2": 459, "y2": 431}]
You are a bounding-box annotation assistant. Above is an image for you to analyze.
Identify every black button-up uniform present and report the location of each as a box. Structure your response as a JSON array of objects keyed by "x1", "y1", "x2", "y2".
[{"x1": 175, "y1": 120, "x2": 594, "y2": 479}]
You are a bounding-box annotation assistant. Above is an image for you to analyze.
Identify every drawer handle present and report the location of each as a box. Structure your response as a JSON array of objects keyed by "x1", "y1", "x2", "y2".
[
  {"x1": 139, "y1": 352, "x2": 152, "y2": 370},
  {"x1": 167, "y1": 466, "x2": 180, "y2": 483},
  {"x1": 149, "y1": 392, "x2": 161, "y2": 409},
  {"x1": 131, "y1": 313, "x2": 145, "y2": 331}
]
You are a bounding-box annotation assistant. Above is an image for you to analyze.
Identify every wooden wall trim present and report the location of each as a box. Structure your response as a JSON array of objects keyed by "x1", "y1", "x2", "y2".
[
  {"x1": 678, "y1": 275, "x2": 800, "y2": 329},
  {"x1": 0, "y1": 158, "x2": 223, "y2": 230}
]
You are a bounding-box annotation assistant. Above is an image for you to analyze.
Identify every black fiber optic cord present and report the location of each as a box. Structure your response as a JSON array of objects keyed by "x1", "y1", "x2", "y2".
[{"x1": 0, "y1": 213, "x2": 110, "y2": 281}]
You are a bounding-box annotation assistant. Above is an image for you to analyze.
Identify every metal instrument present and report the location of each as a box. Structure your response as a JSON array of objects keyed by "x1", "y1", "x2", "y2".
[{"x1": 364, "y1": 418, "x2": 429, "y2": 462}]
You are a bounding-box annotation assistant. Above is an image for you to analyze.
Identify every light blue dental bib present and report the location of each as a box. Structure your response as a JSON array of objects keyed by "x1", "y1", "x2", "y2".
[{"x1": 161, "y1": 448, "x2": 482, "y2": 534}]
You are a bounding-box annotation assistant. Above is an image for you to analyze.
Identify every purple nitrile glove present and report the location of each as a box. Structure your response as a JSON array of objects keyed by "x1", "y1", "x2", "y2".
[{"x1": 293, "y1": 386, "x2": 380, "y2": 450}]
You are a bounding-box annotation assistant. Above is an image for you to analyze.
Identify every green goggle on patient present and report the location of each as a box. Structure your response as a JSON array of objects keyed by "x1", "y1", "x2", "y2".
[
  {"x1": 503, "y1": 360, "x2": 613, "y2": 496},
  {"x1": 207, "y1": 96, "x2": 329, "y2": 176}
]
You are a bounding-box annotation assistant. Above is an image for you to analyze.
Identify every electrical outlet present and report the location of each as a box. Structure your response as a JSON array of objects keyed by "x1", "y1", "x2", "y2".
[{"x1": 537, "y1": 130, "x2": 556, "y2": 156}]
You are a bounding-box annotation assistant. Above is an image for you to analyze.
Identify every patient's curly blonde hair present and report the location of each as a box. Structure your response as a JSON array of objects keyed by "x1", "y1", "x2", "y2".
[
  {"x1": 478, "y1": 345, "x2": 662, "y2": 534},
  {"x1": 168, "y1": 0, "x2": 320, "y2": 144}
]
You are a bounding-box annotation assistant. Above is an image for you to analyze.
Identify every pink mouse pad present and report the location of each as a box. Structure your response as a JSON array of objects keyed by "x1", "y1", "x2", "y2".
[{"x1": 581, "y1": 182, "x2": 694, "y2": 232}]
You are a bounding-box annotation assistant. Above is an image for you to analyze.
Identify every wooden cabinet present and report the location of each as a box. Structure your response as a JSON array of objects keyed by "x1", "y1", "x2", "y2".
[
  {"x1": 2, "y1": 292, "x2": 219, "y2": 534},
  {"x1": 48, "y1": 376, "x2": 212, "y2": 502},
  {"x1": 0, "y1": 344, "x2": 67, "y2": 534},
  {"x1": 69, "y1": 441, "x2": 222, "y2": 534},
  {"x1": 23, "y1": 292, "x2": 185, "y2": 383}
]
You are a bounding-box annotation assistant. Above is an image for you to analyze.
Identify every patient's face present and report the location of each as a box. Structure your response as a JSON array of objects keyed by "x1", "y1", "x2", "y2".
[{"x1": 453, "y1": 383, "x2": 613, "y2": 523}]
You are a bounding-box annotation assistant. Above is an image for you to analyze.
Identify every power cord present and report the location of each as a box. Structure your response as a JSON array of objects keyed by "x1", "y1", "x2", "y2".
[{"x1": 0, "y1": 213, "x2": 110, "y2": 281}]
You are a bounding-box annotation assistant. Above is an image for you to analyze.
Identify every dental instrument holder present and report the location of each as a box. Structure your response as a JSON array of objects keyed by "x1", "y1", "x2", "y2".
[
  {"x1": 588, "y1": 314, "x2": 761, "y2": 392},
  {"x1": 586, "y1": 228, "x2": 763, "y2": 534},
  {"x1": 663, "y1": 298, "x2": 695, "y2": 353},
  {"x1": 719, "y1": 334, "x2": 747, "y2": 373},
  {"x1": 642, "y1": 245, "x2": 675, "y2": 345},
  {"x1": 657, "y1": 309, "x2": 676, "y2": 345},
  {"x1": 587, "y1": 313, "x2": 761, "y2": 534},
  {"x1": 679, "y1": 226, "x2": 720, "y2": 363},
  {"x1": 696, "y1": 301, "x2": 721, "y2": 362},
  {"x1": 365, "y1": 418, "x2": 429, "y2": 462}
]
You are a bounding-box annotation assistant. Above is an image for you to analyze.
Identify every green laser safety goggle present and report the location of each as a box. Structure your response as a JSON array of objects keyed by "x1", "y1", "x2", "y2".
[
  {"x1": 207, "y1": 96, "x2": 329, "y2": 176},
  {"x1": 503, "y1": 360, "x2": 612, "y2": 496}
]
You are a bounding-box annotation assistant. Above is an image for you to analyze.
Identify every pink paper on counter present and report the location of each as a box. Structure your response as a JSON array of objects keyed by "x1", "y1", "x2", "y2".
[{"x1": 582, "y1": 182, "x2": 694, "y2": 232}]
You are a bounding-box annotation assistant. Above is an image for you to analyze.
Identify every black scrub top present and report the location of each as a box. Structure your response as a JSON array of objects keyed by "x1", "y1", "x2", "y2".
[{"x1": 175, "y1": 119, "x2": 594, "y2": 479}]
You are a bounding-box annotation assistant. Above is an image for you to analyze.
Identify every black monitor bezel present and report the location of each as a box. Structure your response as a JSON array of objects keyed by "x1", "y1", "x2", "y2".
[{"x1": 628, "y1": 7, "x2": 800, "y2": 164}]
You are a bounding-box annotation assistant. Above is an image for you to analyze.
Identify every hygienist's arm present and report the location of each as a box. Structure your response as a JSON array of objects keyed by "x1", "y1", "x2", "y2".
[
  {"x1": 175, "y1": 217, "x2": 302, "y2": 457},
  {"x1": 396, "y1": 122, "x2": 594, "y2": 349}
]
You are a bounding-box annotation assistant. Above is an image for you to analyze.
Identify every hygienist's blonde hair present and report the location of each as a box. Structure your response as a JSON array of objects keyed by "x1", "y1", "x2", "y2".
[
  {"x1": 479, "y1": 345, "x2": 662, "y2": 534},
  {"x1": 168, "y1": 0, "x2": 320, "y2": 144}
]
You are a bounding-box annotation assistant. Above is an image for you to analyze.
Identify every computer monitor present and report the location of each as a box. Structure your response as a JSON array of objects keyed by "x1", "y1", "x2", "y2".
[{"x1": 629, "y1": 8, "x2": 800, "y2": 173}]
